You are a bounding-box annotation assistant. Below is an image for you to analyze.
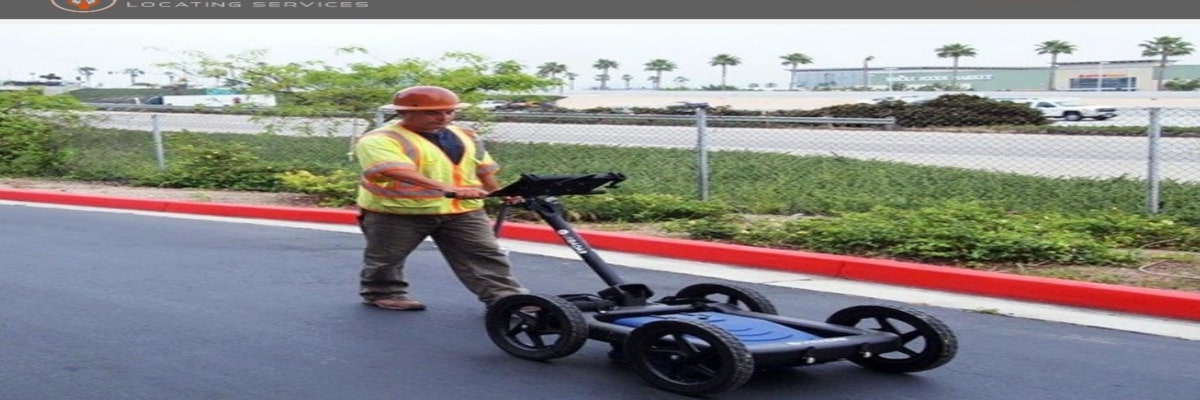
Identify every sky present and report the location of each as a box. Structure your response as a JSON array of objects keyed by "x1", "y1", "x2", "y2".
[{"x1": 3, "y1": 19, "x2": 1200, "y2": 89}]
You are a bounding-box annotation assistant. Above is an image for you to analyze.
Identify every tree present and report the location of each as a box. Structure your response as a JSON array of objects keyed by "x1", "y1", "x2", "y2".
[
  {"x1": 38, "y1": 73, "x2": 63, "y2": 81},
  {"x1": 592, "y1": 59, "x2": 619, "y2": 90},
  {"x1": 155, "y1": 48, "x2": 557, "y2": 122},
  {"x1": 1163, "y1": 78, "x2": 1200, "y2": 91},
  {"x1": 673, "y1": 76, "x2": 689, "y2": 89},
  {"x1": 593, "y1": 74, "x2": 610, "y2": 89},
  {"x1": 535, "y1": 62, "x2": 568, "y2": 92},
  {"x1": 1140, "y1": 36, "x2": 1195, "y2": 91},
  {"x1": 621, "y1": 74, "x2": 633, "y2": 90},
  {"x1": 76, "y1": 66, "x2": 96, "y2": 86},
  {"x1": 778, "y1": 53, "x2": 813, "y2": 90},
  {"x1": 647, "y1": 75, "x2": 660, "y2": 88},
  {"x1": 492, "y1": 60, "x2": 524, "y2": 75},
  {"x1": 535, "y1": 62, "x2": 567, "y2": 79},
  {"x1": 643, "y1": 59, "x2": 677, "y2": 90},
  {"x1": 934, "y1": 43, "x2": 977, "y2": 88},
  {"x1": 1035, "y1": 40, "x2": 1077, "y2": 91},
  {"x1": 565, "y1": 72, "x2": 579, "y2": 90},
  {"x1": 862, "y1": 55, "x2": 875, "y2": 88},
  {"x1": 117, "y1": 68, "x2": 145, "y2": 86},
  {"x1": 709, "y1": 54, "x2": 741, "y2": 88}
]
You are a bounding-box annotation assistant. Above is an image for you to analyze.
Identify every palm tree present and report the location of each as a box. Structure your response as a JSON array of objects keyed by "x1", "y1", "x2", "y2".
[
  {"x1": 779, "y1": 53, "x2": 814, "y2": 90},
  {"x1": 621, "y1": 74, "x2": 634, "y2": 90},
  {"x1": 565, "y1": 72, "x2": 579, "y2": 90},
  {"x1": 862, "y1": 55, "x2": 875, "y2": 88},
  {"x1": 673, "y1": 76, "x2": 689, "y2": 89},
  {"x1": 647, "y1": 75, "x2": 660, "y2": 88},
  {"x1": 536, "y1": 62, "x2": 569, "y2": 93},
  {"x1": 536, "y1": 62, "x2": 567, "y2": 79},
  {"x1": 592, "y1": 59, "x2": 619, "y2": 90},
  {"x1": 1139, "y1": 36, "x2": 1195, "y2": 91},
  {"x1": 593, "y1": 74, "x2": 610, "y2": 89},
  {"x1": 76, "y1": 66, "x2": 97, "y2": 86},
  {"x1": 1035, "y1": 40, "x2": 1077, "y2": 91},
  {"x1": 709, "y1": 54, "x2": 741, "y2": 88},
  {"x1": 643, "y1": 59, "x2": 677, "y2": 90},
  {"x1": 934, "y1": 43, "x2": 978, "y2": 88},
  {"x1": 119, "y1": 68, "x2": 145, "y2": 86},
  {"x1": 493, "y1": 60, "x2": 524, "y2": 75}
]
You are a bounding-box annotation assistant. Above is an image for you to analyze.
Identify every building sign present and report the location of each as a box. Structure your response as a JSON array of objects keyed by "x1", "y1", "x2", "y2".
[
  {"x1": 886, "y1": 74, "x2": 994, "y2": 82},
  {"x1": 1077, "y1": 73, "x2": 1130, "y2": 78}
]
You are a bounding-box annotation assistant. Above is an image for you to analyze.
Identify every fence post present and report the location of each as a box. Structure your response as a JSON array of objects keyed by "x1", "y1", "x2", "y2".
[
  {"x1": 689, "y1": 103, "x2": 712, "y2": 201},
  {"x1": 373, "y1": 108, "x2": 387, "y2": 127},
  {"x1": 151, "y1": 114, "x2": 165, "y2": 170},
  {"x1": 1146, "y1": 107, "x2": 1163, "y2": 214},
  {"x1": 348, "y1": 118, "x2": 362, "y2": 162}
]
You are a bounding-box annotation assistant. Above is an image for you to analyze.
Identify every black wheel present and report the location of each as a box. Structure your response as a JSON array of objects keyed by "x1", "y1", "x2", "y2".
[
  {"x1": 625, "y1": 319, "x2": 755, "y2": 395},
  {"x1": 674, "y1": 283, "x2": 778, "y2": 314},
  {"x1": 484, "y1": 294, "x2": 588, "y2": 361},
  {"x1": 826, "y1": 305, "x2": 957, "y2": 373},
  {"x1": 1063, "y1": 112, "x2": 1083, "y2": 121}
]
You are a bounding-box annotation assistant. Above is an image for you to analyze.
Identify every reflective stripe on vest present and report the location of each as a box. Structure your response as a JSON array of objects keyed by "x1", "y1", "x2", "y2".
[{"x1": 356, "y1": 124, "x2": 491, "y2": 214}]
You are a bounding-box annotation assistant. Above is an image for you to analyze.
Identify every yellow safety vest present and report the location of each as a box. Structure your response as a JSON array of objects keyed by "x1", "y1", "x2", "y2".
[{"x1": 354, "y1": 123, "x2": 500, "y2": 215}]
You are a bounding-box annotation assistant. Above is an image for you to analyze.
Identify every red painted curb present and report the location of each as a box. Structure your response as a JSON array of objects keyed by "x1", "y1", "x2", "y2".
[
  {"x1": 0, "y1": 189, "x2": 359, "y2": 224},
  {"x1": 4, "y1": 188, "x2": 1199, "y2": 322}
]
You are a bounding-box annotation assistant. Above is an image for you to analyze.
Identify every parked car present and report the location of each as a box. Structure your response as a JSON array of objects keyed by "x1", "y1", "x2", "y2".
[
  {"x1": 1006, "y1": 98, "x2": 1118, "y2": 121},
  {"x1": 856, "y1": 95, "x2": 930, "y2": 104},
  {"x1": 475, "y1": 99, "x2": 511, "y2": 110}
]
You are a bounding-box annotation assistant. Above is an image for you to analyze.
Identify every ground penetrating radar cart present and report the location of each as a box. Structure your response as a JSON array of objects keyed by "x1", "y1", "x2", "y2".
[{"x1": 482, "y1": 173, "x2": 958, "y2": 395}]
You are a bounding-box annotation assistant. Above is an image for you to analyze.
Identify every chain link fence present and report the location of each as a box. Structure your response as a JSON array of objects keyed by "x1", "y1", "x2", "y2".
[{"x1": 76, "y1": 103, "x2": 1200, "y2": 215}]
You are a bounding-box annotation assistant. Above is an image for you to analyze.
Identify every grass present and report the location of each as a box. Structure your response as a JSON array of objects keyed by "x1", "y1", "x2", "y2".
[
  {"x1": 26, "y1": 127, "x2": 1200, "y2": 292},
  {"x1": 57, "y1": 128, "x2": 1200, "y2": 225},
  {"x1": 487, "y1": 142, "x2": 1200, "y2": 224}
]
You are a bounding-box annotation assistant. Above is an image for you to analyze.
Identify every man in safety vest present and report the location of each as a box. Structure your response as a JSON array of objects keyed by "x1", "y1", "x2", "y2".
[{"x1": 354, "y1": 85, "x2": 527, "y2": 311}]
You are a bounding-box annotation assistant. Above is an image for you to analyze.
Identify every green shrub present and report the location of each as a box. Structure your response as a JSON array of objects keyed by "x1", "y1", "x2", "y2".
[
  {"x1": 277, "y1": 169, "x2": 359, "y2": 207},
  {"x1": 667, "y1": 202, "x2": 1141, "y2": 265},
  {"x1": 134, "y1": 136, "x2": 285, "y2": 191},
  {"x1": 781, "y1": 203, "x2": 1136, "y2": 265},
  {"x1": 0, "y1": 89, "x2": 89, "y2": 176},
  {"x1": 562, "y1": 193, "x2": 733, "y2": 222},
  {"x1": 1051, "y1": 211, "x2": 1200, "y2": 251},
  {"x1": 0, "y1": 114, "x2": 69, "y2": 176}
]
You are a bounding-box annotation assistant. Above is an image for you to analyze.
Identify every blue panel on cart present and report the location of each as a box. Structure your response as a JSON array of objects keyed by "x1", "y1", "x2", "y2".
[{"x1": 613, "y1": 312, "x2": 822, "y2": 343}]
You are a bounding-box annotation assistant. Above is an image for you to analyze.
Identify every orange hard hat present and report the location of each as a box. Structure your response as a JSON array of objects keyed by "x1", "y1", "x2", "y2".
[{"x1": 382, "y1": 86, "x2": 469, "y2": 111}]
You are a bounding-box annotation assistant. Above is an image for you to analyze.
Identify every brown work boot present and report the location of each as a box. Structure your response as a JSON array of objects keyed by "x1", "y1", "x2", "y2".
[{"x1": 363, "y1": 297, "x2": 427, "y2": 311}]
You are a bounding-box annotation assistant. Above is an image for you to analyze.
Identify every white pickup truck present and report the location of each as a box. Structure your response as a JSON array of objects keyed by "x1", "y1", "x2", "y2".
[{"x1": 1009, "y1": 98, "x2": 1119, "y2": 121}]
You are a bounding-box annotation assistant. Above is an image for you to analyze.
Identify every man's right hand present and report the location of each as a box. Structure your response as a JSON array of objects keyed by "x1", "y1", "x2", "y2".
[{"x1": 445, "y1": 187, "x2": 490, "y2": 199}]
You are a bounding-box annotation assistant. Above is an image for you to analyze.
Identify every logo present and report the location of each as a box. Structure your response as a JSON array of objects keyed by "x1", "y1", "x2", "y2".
[
  {"x1": 50, "y1": 0, "x2": 118, "y2": 13},
  {"x1": 556, "y1": 230, "x2": 589, "y2": 255}
]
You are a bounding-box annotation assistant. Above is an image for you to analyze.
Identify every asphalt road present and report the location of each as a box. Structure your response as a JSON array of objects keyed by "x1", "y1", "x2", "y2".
[
  {"x1": 3, "y1": 203, "x2": 1198, "y2": 400},
  {"x1": 84, "y1": 111, "x2": 1200, "y2": 182}
]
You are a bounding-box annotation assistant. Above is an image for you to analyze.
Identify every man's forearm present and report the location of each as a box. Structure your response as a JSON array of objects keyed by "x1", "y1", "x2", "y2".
[
  {"x1": 479, "y1": 174, "x2": 502, "y2": 192},
  {"x1": 381, "y1": 169, "x2": 453, "y2": 192}
]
